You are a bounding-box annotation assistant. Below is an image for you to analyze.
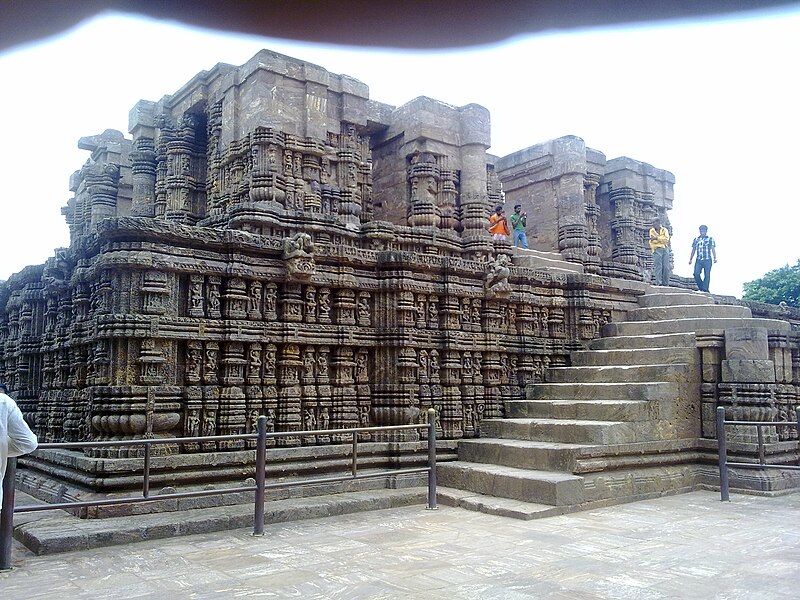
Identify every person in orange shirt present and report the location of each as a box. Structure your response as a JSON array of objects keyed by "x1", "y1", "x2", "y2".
[{"x1": 488, "y1": 205, "x2": 510, "y2": 241}]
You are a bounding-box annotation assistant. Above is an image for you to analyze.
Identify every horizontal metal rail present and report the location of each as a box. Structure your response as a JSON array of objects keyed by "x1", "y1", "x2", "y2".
[
  {"x1": 12, "y1": 467, "x2": 434, "y2": 514},
  {"x1": 0, "y1": 408, "x2": 438, "y2": 569},
  {"x1": 716, "y1": 406, "x2": 800, "y2": 501}
]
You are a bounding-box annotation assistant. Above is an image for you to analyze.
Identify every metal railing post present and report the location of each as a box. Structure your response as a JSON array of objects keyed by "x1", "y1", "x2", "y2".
[
  {"x1": 716, "y1": 406, "x2": 730, "y2": 501},
  {"x1": 253, "y1": 416, "x2": 267, "y2": 536},
  {"x1": 143, "y1": 441, "x2": 151, "y2": 498},
  {"x1": 427, "y1": 408, "x2": 437, "y2": 510},
  {"x1": 1, "y1": 458, "x2": 18, "y2": 570},
  {"x1": 351, "y1": 432, "x2": 358, "y2": 477}
]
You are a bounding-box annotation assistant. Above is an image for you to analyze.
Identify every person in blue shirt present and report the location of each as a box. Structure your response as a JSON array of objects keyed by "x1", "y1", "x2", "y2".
[{"x1": 689, "y1": 225, "x2": 717, "y2": 292}]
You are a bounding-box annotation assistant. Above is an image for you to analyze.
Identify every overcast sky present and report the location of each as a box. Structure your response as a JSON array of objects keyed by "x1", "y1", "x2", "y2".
[{"x1": 1, "y1": 8, "x2": 798, "y2": 297}]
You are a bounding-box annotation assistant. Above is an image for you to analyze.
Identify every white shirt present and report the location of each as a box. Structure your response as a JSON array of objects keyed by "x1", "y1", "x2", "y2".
[{"x1": 0, "y1": 392, "x2": 38, "y2": 505}]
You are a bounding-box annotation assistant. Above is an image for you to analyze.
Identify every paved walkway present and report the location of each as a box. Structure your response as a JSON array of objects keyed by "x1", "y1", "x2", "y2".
[{"x1": 2, "y1": 490, "x2": 799, "y2": 599}]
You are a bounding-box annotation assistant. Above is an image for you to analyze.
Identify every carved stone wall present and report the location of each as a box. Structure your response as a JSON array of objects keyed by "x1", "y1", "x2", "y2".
[
  {"x1": 1, "y1": 49, "x2": 691, "y2": 468},
  {"x1": 699, "y1": 325, "x2": 800, "y2": 445}
]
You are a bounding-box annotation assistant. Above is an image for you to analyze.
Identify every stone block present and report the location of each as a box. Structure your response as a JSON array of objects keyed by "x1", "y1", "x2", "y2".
[
  {"x1": 179, "y1": 514, "x2": 231, "y2": 535},
  {"x1": 128, "y1": 100, "x2": 156, "y2": 132},
  {"x1": 22, "y1": 527, "x2": 88, "y2": 555},
  {"x1": 725, "y1": 327, "x2": 769, "y2": 360},
  {"x1": 720, "y1": 359, "x2": 775, "y2": 383},
  {"x1": 88, "y1": 527, "x2": 145, "y2": 549},
  {"x1": 141, "y1": 522, "x2": 180, "y2": 540}
]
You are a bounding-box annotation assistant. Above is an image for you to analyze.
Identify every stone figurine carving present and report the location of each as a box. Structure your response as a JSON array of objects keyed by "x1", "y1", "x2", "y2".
[
  {"x1": 283, "y1": 232, "x2": 316, "y2": 280},
  {"x1": 484, "y1": 254, "x2": 512, "y2": 299}
]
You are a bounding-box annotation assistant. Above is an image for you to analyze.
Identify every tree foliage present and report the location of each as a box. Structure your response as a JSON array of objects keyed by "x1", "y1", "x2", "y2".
[{"x1": 742, "y1": 259, "x2": 800, "y2": 307}]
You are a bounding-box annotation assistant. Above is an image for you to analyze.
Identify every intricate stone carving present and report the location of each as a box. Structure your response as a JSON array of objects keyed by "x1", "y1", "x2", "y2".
[
  {"x1": 484, "y1": 254, "x2": 512, "y2": 299},
  {"x1": 283, "y1": 232, "x2": 316, "y2": 280}
]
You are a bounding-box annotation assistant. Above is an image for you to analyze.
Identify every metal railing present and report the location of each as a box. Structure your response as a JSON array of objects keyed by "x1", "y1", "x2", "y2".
[
  {"x1": 716, "y1": 405, "x2": 800, "y2": 501},
  {"x1": 1, "y1": 408, "x2": 438, "y2": 570}
]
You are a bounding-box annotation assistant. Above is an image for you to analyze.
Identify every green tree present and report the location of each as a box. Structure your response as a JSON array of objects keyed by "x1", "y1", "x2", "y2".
[{"x1": 742, "y1": 259, "x2": 800, "y2": 307}]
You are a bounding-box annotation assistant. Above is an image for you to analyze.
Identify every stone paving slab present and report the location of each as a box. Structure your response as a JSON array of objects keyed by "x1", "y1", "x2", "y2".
[{"x1": 3, "y1": 490, "x2": 799, "y2": 599}]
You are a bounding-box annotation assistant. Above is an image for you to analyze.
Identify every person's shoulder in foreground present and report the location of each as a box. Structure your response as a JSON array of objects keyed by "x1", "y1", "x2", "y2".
[{"x1": 1, "y1": 384, "x2": 38, "y2": 456}]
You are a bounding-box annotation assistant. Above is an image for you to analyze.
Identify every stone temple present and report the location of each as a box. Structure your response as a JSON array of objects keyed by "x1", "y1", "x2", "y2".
[{"x1": 1, "y1": 49, "x2": 798, "y2": 514}]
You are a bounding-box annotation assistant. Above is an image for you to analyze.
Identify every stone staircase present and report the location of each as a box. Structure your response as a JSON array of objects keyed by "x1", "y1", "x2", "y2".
[
  {"x1": 511, "y1": 247, "x2": 585, "y2": 273},
  {"x1": 437, "y1": 287, "x2": 791, "y2": 519}
]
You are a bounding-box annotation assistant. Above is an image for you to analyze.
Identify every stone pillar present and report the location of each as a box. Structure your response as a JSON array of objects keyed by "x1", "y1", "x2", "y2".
[
  {"x1": 202, "y1": 341, "x2": 220, "y2": 451},
  {"x1": 130, "y1": 136, "x2": 156, "y2": 217},
  {"x1": 262, "y1": 343, "x2": 278, "y2": 448},
  {"x1": 439, "y1": 162, "x2": 459, "y2": 231},
  {"x1": 219, "y1": 342, "x2": 246, "y2": 449},
  {"x1": 249, "y1": 127, "x2": 286, "y2": 207},
  {"x1": 440, "y1": 350, "x2": 463, "y2": 439},
  {"x1": 276, "y1": 343, "x2": 302, "y2": 447},
  {"x1": 85, "y1": 163, "x2": 120, "y2": 228},
  {"x1": 333, "y1": 289, "x2": 356, "y2": 325},
  {"x1": 458, "y1": 104, "x2": 492, "y2": 259},
  {"x1": 331, "y1": 347, "x2": 358, "y2": 442},
  {"x1": 407, "y1": 152, "x2": 440, "y2": 228},
  {"x1": 354, "y1": 348, "x2": 372, "y2": 441},
  {"x1": 583, "y1": 174, "x2": 602, "y2": 274},
  {"x1": 460, "y1": 352, "x2": 477, "y2": 438},
  {"x1": 337, "y1": 123, "x2": 364, "y2": 228},
  {"x1": 301, "y1": 346, "x2": 318, "y2": 446},
  {"x1": 129, "y1": 100, "x2": 157, "y2": 217},
  {"x1": 164, "y1": 113, "x2": 203, "y2": 224},
  {"x1": 316, "y1": 346, "x2": 332, "y2": 444},
  {"x1": 553, "y1": 136, "x2": 588, "y2": 266},
  {"x1": 222, "y1": 278, "x2": 248, "y2": 320},
  {"x1": 244, "y1": 342, "x2": 263, "y2": 449},
  {"x1": 183, "y1": 340, "x2": 203, "y2": 453},
  {"x1": 609, "y1": 187, "x2": 638, "y2": 267}
]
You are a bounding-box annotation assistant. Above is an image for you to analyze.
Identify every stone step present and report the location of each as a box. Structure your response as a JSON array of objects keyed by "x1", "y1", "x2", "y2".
[
  {"x1": 511, "y1": 248, "x2": 584, "y2": 273},
  {"x1": 588, "y1": 332, "x2": 696, "y2": 350},
  {"x1": 546, "y1": 364, "x2": 689, "y2": 384},
  {"x1": 507, "y1": 399, "x2": 662, "y2": 422},
  {"x1": 458, "y1": 438, "x2": 593, "y2": 471},
  {"x1": 480, "y1": 417, "x2": 642, "y2": 444},
  {"x1": 513, "y1": 247, "x2": 565, "y2": 261},
  {"x1": 626, "y1": 304, "x2": 751, "y2": 322},
  {"x1": 637, "y1": 292, "x2": 715, "y2": 308},
  {"x1": 528, "y1": 381, "x2": 675, "y2": 402},
  {"x1": 437, "y1": 486, "x2": 569, "y2": 520},
  {"x1": 646, "y1": 284, "x2": 700, "y2": 294},
  {"x1": 581, "y1": 464, "x2": 701, "y2": 503},
  {"x1": 571, "y1": 347, "x2": 696, "y2": 366},
  {"x1": 13, "y1": 487, "x2": 430, "y2": 555},
  {"x1": 601, "y1": 317, "x2": 791, "y2": 337},
  {"x1": 436, "y1": 461, "x2": 585, "y2": 506}
]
